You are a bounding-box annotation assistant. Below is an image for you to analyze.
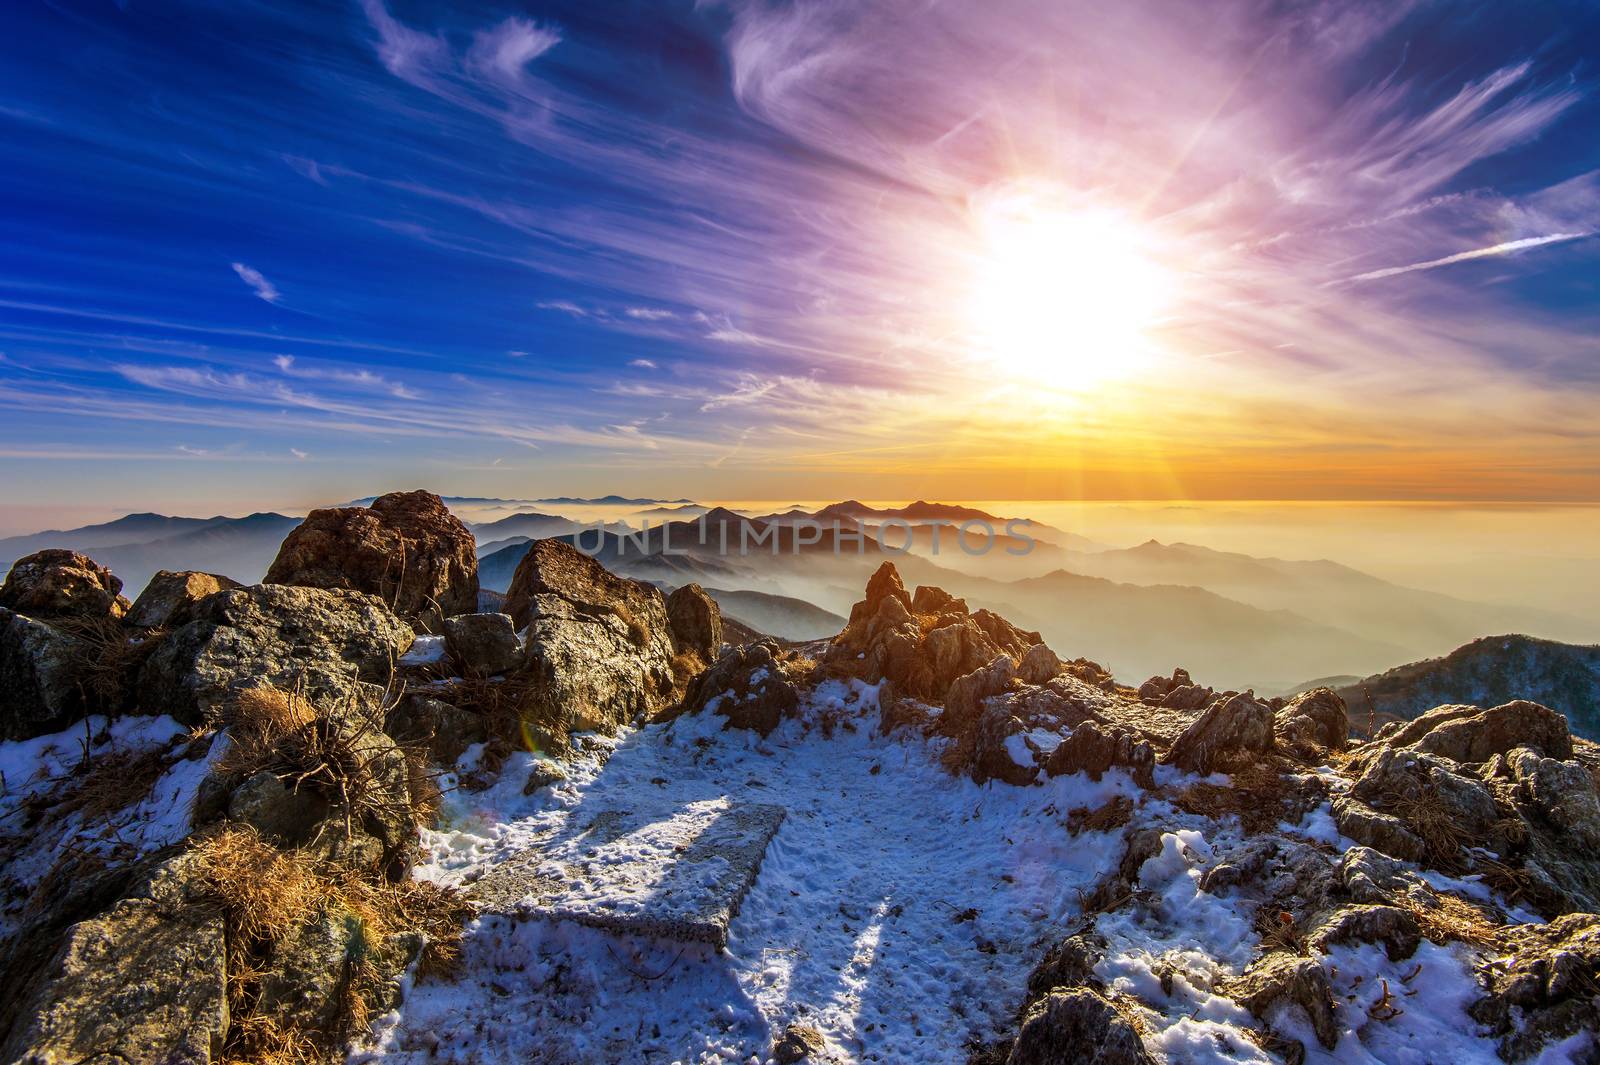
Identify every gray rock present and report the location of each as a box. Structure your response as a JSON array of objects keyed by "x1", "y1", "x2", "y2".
[
  {"x1": 1006, "y1": 988, "x2": 1154, "y2": 1065},
  {"x1": 673, "y1": 640, "x2": 801, "y2": 737},
  {"x1": 1306, "y1": 904, "x2": 1421, "y2": 961},
  {"x1": 1387, "y1": 700, "x2": 1571, "y2": 763},
  {"x1": 972, "y1": 703, "x2": 1037, "y2": 786},
  {"x1": 0, "y1": 855, "x2": 228, "y2": 1065},
  {"x1": 504, "y1": 540, "x2": 679, "y2": 732},
  {"x1": 1470, "y1": 914, "x2": 1600, "y2": 1062},
  {"x1": 0, "y1": 607, "x2": 97, "y2": 741},
  {"x1": 137, "y1": 584, "x2": 414, "y2": 725},
  {"x1": 943, "y1": 654, "x2": 1018, "y2": 736},
  {"x1": 1017, "y1": 643, "x2": 1063, "y2": 685},
  {"x1": 227, "y1": 769, "x2": 326, "y2": 845},
  {"x1": 773, "y1": 1023, "x2": 826, "y2": 1064},
  {"x1": 1044, "y1": 720, "x2": 1155, "y2": 786},
  {"x1": 255, "y1": 897, "x2": 420, "y2": 1037},
  {"x1": 386, "y1": 693, "x2": 483, "y2": 766},
  {"x1": 442, "y1": 612, "x2": 522, "y2": 676}
]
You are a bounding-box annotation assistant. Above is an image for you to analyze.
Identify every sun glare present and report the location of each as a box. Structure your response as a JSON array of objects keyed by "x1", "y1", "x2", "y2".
[{"x1": 968, "y1": 191, "x2": 1174, "y2": 387}]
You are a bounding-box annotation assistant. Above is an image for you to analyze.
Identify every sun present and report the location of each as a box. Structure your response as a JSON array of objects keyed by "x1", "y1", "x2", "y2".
[{"x1": 967, "y1": 190, "x2": 1174, "y2": 387}]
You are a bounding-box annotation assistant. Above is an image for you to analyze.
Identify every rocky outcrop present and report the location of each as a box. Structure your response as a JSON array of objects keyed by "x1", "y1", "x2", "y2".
[
  {"x1": 673, "y1": 640, "x2": 802, "y2": 736},
  {"x1": 1470, "y1": 914, "x2": 1600, "y2": 1062},
  {"x1": 265, "y1": 489, "x2": 478, "y2": 624},
  {"x1": 1330, "y1": 700, "x2": 1600, "y2": 914},
  {"x1": 442, "y1": 612, "x2": 522, "y2": 676},
  {"x1": 254, "y1": 897, "x2": 420, "y2": 1037},
  {"x1": 124, "y1": 570, "x2": 240, "y2": 630},
  {"x1": 666, "y1": 583, "x2": 723, "y2": 668},
  {"x1": 0, "y1": 854, "x2": 227, "y2": 1065},
  {"x1": 138, "y1": 584, "x2": 414, "y2": 724},
  {"x1": 0, "y1": 607, "x2": 97, "y2": 740},
  {"x1": 503, "y1": 539, "x2": 678, "y2": 732},
  {"x1": 825, "y1": 562, "x2": 1040, "y2": 701},
  {"x1": 0, "y1": 549, "x2": 127, "y2": 621}
]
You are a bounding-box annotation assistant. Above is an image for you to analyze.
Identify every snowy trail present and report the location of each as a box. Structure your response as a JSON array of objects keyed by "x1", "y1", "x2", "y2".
[{"x1": 364, "y1": 680, "x2": 1137, "y2": 1063}]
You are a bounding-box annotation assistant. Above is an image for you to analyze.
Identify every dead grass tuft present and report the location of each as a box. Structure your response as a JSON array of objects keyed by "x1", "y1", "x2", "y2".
[
  {"x1": 433, "y1": 671, "x2": 570, "y2": 787},
  {"x1": 194, "y1": 826, "x2": 472, "y2": 1064},
  {"x1": 1407, "y1": 890, "x2": 1504, "y2": 949},
  {"x1": 54, "y1": 615, "x2": 165, "y2": 709},
  {"x1": 1067, "y1": 796, "x2": 1134, "y2": 836},
  {"x1": 1255, "y1": 907, "x2": 1310, "y2": 955},
  {"x1": 1388, "y1": 791, "x2": 1473, "y2": 871},
  {"x1": 610, "y1": 603, "x2": 649, "y2": 648}
]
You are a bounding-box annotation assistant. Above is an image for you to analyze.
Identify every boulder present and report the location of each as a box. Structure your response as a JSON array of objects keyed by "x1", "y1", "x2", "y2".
[
  {"x1": 1163, "y1": 691, "x2": 1275, "y2": 774},
  {"x1": 137, "y1": 584, "x2": 414, "y2": 725},
  {"x1": 825, "y1": 562, "x2": 1040, "y2": 701},
  {"x1": 1274, "y1": 687, "x2": 1348, "y2": 758},
  {"x1": 666, "y1": 583, "x2": 723, "y2": 667},
  {"x1": 1387, "y1": 700, "x2": 1572, "y2": 764},
  {"x1": 385, "y1": 693, "x2": 484, "y2": 766},
  {"x1": 972, "y1": 703, "x2": 1037, "y2": 787},
  {"x1": 1044, "y1": 721, "x2": 1155, "y2": 786},
  {"x1": 1226, "y1": 953, "x2": 1339, "y2": 1050},
  {"x1": 0, "y1": 607, "x2": 97, "y2": 741},
  {"x1": 0, "y1": 855, "x2": 227, "y2": 1065},
  {"x1": 1026, "y1": 931, "x2": 1108, "y2": 998},
  {"x1": 124, "y1": 570, "x2": 240, "y2": 630},
  {"x1": 265, "y1": 489, "x2": 478, "y2": 623},
  {"x1": 1017, "y1": 643, "x2": 1063, "y2": 685},
  {"x1": 442, "y1": 612, "x2": 522, "y2": 676},
  {"x1": 226, "y1": 769, "x2": 327, "y2": 846},
  {"x1": 942, "y1": 655, "x2": 1018, "y2": 737},
  {"x1": 0, "y1": 549, "x2": 127, "y2": 622},
  {"x1": 1006, "y1": 989, "x2": 1154, "y2": 1065},
  {"x1": 504, "y1": 540, "x2": 678, "y2": 732}
]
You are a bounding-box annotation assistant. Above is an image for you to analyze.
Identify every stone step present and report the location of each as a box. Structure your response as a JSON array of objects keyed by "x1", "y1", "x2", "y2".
[{"x1": 470, "y1": 798, "x2": 786, "y2": 949}]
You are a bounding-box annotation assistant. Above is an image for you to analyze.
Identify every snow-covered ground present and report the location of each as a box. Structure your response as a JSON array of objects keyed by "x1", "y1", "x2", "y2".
[{"x1": 356, "y1": 681, "x2": 1540, "y2": 1065}]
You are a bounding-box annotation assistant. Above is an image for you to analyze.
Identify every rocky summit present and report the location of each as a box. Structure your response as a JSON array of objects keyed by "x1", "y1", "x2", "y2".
[{"x1": 2, "y1": 511, "x2": 1599, "y2": 1065}]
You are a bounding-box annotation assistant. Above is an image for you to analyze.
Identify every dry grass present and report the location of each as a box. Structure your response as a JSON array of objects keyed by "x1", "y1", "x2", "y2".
[
  {"x1": 53, "y1": 615, "x2": 165, "y2": 709},
  {"x1": 195, "y1": 826, "x2": 472, "y2": 1064},
  {"x1": 1255, "y1": 907, "x2": 1310, "y2": 956},
  {"x1": 1387, "y1": 792, "x2": 1474, "y2": 871},
  {"x1": 209, "y1": 685, "x2": 428, "y2": 843},
  {"x1": 1067, "y1": 796, "x2": 1134, "y2": 836},
  {"x1": 1406, "y1": 890, "x2": 1504, "y2": 949},
  {"x1": 1173, "y1": 755, "x2": 1308, "y2": 834},
  {"x1": 432, "y1": 672, "x2": 570, "y2": 786},
  {"x1": 669, "y1": 651, "x2": 705, "y2": 688},
  {"x1": 609, "y1": 603, "x2": 649, "y2": 648}
]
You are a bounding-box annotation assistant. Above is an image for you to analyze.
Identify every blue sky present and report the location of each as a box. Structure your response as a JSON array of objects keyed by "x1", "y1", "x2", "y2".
[{"x1": 2, "y1": 0, "x2": 1599, "y2": 526}]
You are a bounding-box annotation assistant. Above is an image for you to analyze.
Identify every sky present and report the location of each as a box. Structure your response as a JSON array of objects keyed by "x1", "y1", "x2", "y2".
[{"x1": 2, "y1": 0, "x2": 1599, "y2": 523}]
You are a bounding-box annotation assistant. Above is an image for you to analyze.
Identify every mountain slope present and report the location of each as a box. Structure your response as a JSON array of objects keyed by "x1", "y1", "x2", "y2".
[
  {"x1": 700, "y1": 587, "x2": 846, "y2": 641},
  {"x1": 1326, "y1": 635, "x2": 1600, "y2": 741}
]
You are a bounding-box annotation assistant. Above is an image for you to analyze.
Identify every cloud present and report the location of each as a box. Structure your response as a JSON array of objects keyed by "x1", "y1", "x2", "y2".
[
  {"x1": 468, "y1": 18, "x2": 560, "y2": 83},
  {"x1": 230, "y1": 262, "x2": 280, "y2": 303},
  {"x1": 628, "y1": 358, "x2": 658, "y2": 369},
  {"x1": 290, "y1": 447, "x2": 309, "y2": 460},
  {"x1": 1342, "y1": 232, "x2": 1592, "y2": 284},
  {"x1": 176, "y1": 445, "x2": 209, "y2": 456},
  {"x1": 537, "y1": 300, "x2": 588, "y2": 317},
  {"x1": 507, "y1": 350, "x2": 528, "y2": 358},
  {"x1": 625, "y1": 307, "x2": 677, "y2": 321}
]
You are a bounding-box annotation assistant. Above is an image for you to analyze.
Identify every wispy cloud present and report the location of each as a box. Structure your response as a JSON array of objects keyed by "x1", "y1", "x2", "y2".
[
  {"x1": 628, "y1": 358, "x2": 658, "y2": 369},
  {"x1": 1342, "y1": 232, "x2": 1592, "y2": 284},
  {"x1": 230, "y1": 262, "x2": 280, "y2": 303}
]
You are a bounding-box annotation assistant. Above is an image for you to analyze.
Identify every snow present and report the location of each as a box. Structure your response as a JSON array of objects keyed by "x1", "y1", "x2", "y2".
[
  {"x1": 375, "y1": 678, "x2": 1138, "y2": 1063},
  {"x1": 400, "y1": 634, "x2": 447, "y2": 665}
]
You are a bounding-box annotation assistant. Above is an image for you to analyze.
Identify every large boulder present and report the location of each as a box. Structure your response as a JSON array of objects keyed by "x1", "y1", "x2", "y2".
[
  {"x1": 124, "y1": 570, "x2": 240, "y2": 630},
  {"x1": 255, "y1": 897, "x2": 419, "y2": 1037},
  {"x1": 0, "y1": 549, "x2": 127, "y2": 622},
  {"x1": 1226, "y1": 953, "x2": 1339, "y2": 1051},
  {"x1": 825, "y1": 562, "x2": 1040, "y2": 700},
  {"x1": 137, "y1": 585, "x2": 414, "y2": 724},
  {"x1": 0, "y1": 854, "x2": 227, "y2": 1065},
  {"x1": 1163, "y1": 691, "x2": 1275, "y2": 774},
  {"x1": 503, "y1": 540, "x2": 678, "y2": 732},
  {"x1": 265, "y1": 490, "x2": 478, "y2": 623},
  {"x1": 666, "y1": 583, "x2": 723, "y2": 667},
  {"x1": 1274, "y1": 687, "x2": 1348, "y2": 758},
  {"x1": 0, "y1": 607, "x2": 97, "y2": 740}
]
